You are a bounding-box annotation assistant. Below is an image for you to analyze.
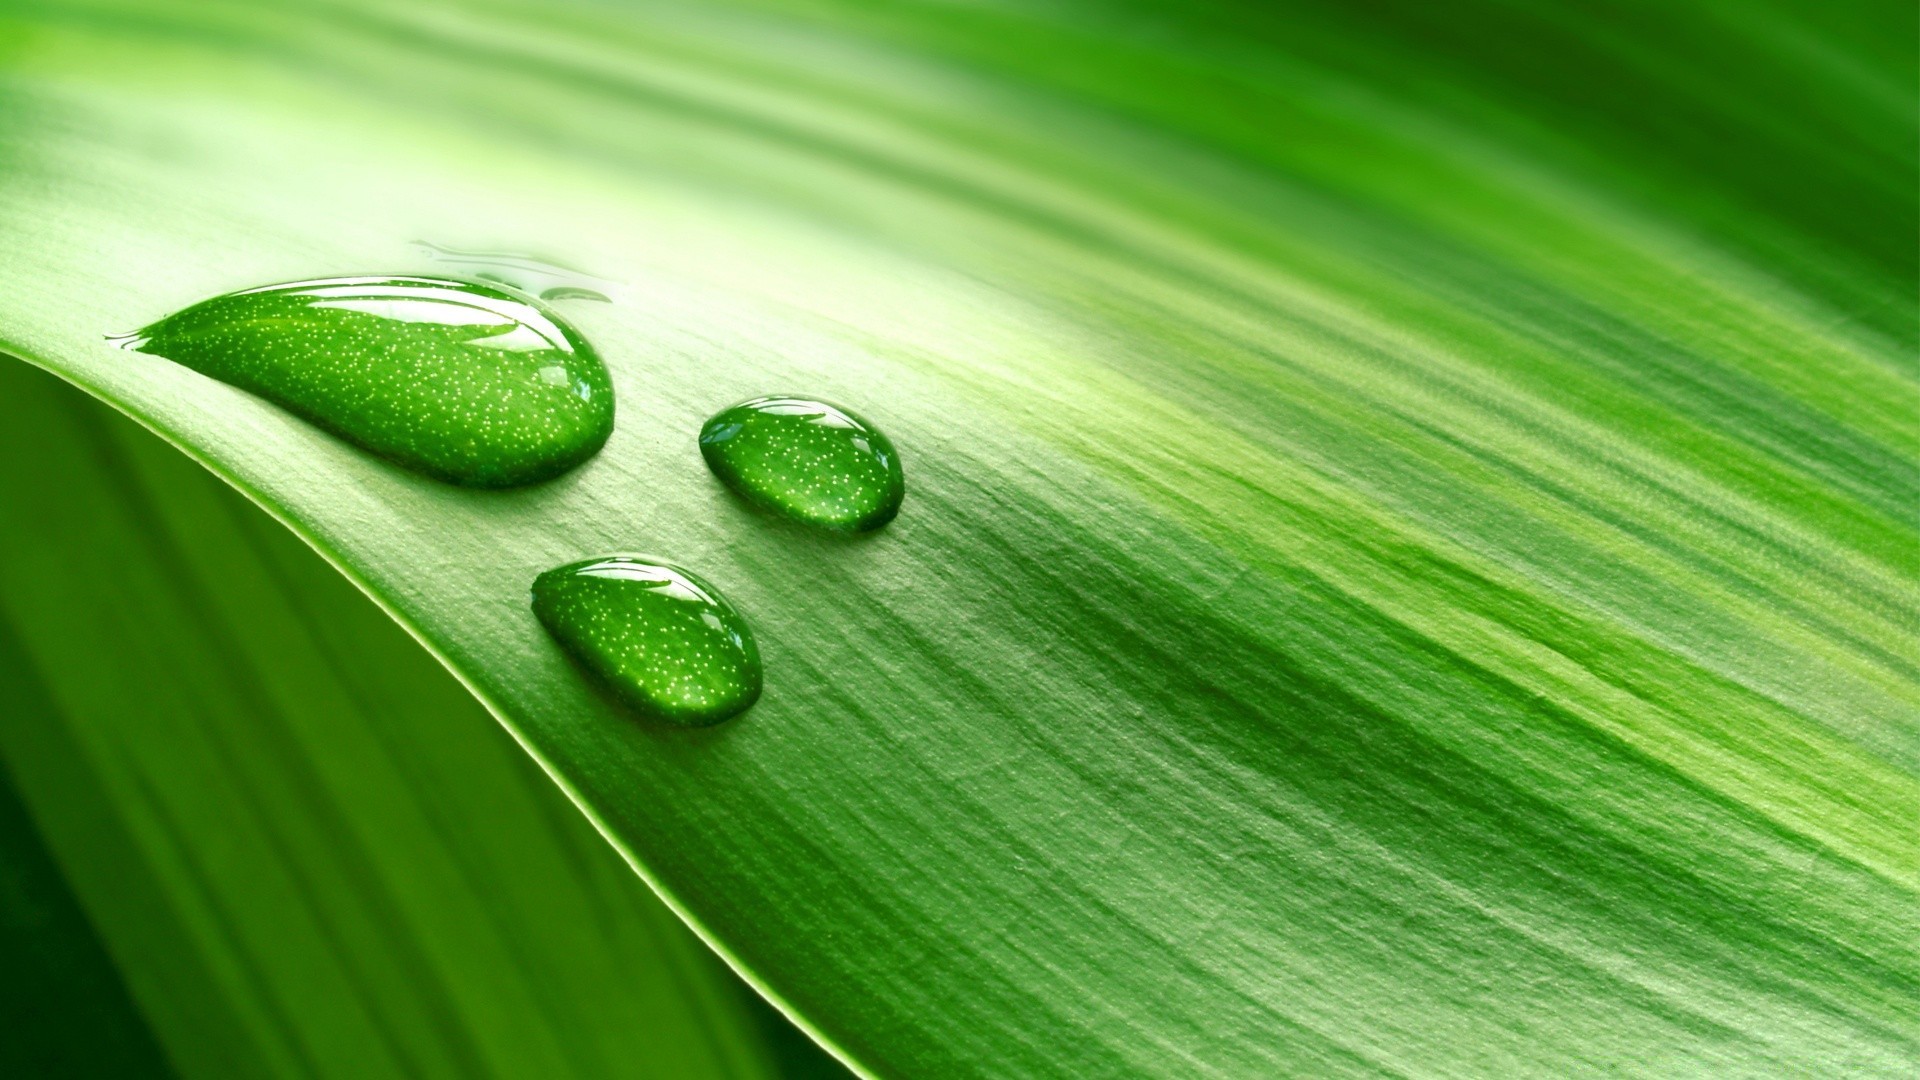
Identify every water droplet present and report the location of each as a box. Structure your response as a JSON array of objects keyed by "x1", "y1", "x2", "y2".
[
  {"x1": 415, "y1": 241, "x2": 614, "y2": 302},
  {"x1": 537, "y1": 286, "x2": 613, "y2": 303},
  {"x1": 699, "y1": 396, "x2": 904, "y2": 532},
  {"x1": 532, "y1": 555, "x2": 762, "y2": 726},
  {"x1": 119, "y1": 276, "x2": 615, "y2": 487}
]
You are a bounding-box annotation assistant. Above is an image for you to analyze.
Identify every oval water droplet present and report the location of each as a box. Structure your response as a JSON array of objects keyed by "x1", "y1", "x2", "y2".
[
  {"x1": 119, "y1": 276, "x2": 614, "y2": 487},
  {"x1": 699, "y1": 396, "x2": 904, "y2": 532},
  {"x1": 532, "y1": 555, "x2": 761, "y2": 727}
]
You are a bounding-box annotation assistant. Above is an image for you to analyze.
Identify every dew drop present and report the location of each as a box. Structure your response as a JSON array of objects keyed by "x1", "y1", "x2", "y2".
[
  {"x1": 117, "y1": 276, "x2": 615, "y2": 488},
  {"x1": 699, "y1": 396, "x2": 904, "y2": 532},
  {"x1": 532, "y1": 555, "x2": 762, "y2": 727}
]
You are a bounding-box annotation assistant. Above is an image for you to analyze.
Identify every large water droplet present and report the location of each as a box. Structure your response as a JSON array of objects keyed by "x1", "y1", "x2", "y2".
[
  {"x1": 699, "y1": 396, "x2": 904, "y2": 532},
  {"x1": 117, "y1": 276, "x2": 615, "y2": 488},
  {"x1": 532, "y1": 555, "x2": 762, "y2": 727}
]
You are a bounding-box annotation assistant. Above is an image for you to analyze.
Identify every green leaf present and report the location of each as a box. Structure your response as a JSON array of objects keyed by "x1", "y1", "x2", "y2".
[
  {"x1": 0, "y1": 361, "x2": 780, "y2": 1080},
  {"x1": 1, "y1": 0, "x2": 1914, "y2": 1076}
]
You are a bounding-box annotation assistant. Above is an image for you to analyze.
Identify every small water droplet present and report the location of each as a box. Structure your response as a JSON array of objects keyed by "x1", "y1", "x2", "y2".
[
  {"x1": 532, "y1": 555, "x2": 762, "y2": 727},
  {"x1": 699, "y1": 396, "x2": 904, "y2": 532},
  {"x1": 539, "y1": 286, "x2": 612, "y2": 303},
  {"x1": 415, "y1": 241, "x2": 614, "y2": 302},
  {"x1": 118, "y1": 276, "x2": 615, "y2": 487}
]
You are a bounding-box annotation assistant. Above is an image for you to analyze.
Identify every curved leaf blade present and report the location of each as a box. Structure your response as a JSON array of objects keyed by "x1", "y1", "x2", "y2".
[{"x1": 0, "y1": 0, "x2": 1914, "y2": 1076}]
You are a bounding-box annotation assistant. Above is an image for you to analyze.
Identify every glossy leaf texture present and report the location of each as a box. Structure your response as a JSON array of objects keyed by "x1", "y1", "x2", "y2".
[
  {"x1": 0, "y1": 0, "x2": 1913, "y2": 1077},
  {"x1": 0, "y1": 362, "x2": 782, "y2": 1080}
]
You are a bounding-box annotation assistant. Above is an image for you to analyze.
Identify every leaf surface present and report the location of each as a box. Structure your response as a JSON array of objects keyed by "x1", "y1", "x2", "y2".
[{"x1": 0, "y1": 0, "x2": 1914, "y2": 1075}]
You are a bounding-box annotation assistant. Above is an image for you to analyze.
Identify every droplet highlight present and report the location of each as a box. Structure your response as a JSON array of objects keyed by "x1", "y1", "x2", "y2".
[
  {"x1": 699, "y1": 396, "x2": 904, "y2": 532},
  {"x1": 119, "y1": 276, "x2": 615, "y2": 487},
  {"x1": 532, "y1": 555, "x2": 762, "y2": 727}
]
